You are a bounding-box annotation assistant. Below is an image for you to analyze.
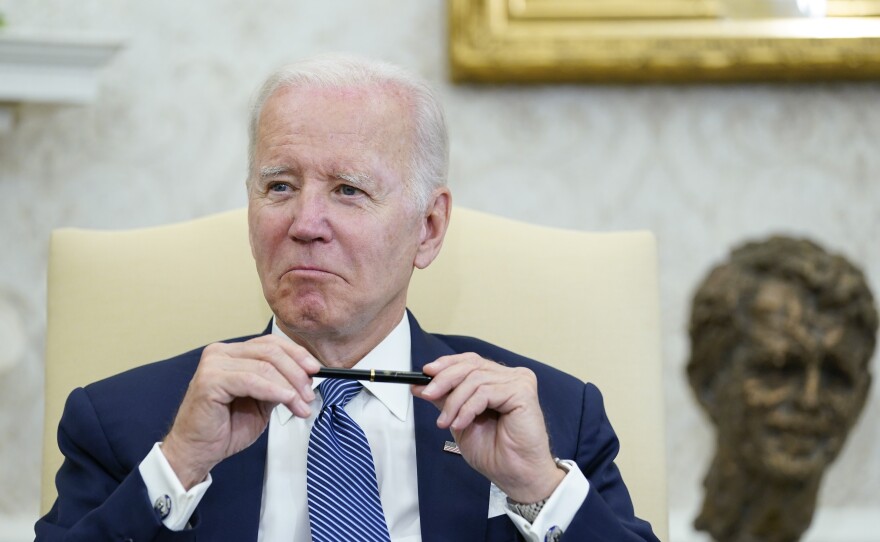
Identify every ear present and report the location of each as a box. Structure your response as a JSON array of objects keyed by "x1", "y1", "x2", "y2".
[
  {"x1": 246, "y1": 200, "x2": 258, "y2": 260},
  {"x1": 413, "y1": 188, "x2": 451, "y2": 270},
  {"x1": 687, "y1": 353, "x2": 719, "y2": 418},
  {"x1": 852, "y1": 371, "x2": 872, "y2": 418}
]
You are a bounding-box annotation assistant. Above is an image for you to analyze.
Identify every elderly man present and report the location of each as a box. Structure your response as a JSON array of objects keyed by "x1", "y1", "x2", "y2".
[{"x1": 36, "y1": 55, "x2": 657, "y2": 542}]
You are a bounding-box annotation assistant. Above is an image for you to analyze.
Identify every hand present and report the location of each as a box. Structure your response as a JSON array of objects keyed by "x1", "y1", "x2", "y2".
[
  {"x1": 412, "y1": 354, "x2": 566, "y2": 503},
  {"x1": 162, "y1": 335, "x2": 321, "y2": 489}
]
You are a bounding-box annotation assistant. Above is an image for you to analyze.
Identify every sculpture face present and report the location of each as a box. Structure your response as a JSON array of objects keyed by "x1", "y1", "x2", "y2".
[
  {"x1": 718, "y1": 280, "x2": 871, "y2": 480},
  {"x1": 688, "y1": 237, "x2": 877, "y2": 541}
]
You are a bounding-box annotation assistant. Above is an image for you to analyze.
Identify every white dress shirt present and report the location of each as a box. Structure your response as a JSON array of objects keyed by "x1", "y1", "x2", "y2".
[
  {"x1": 139, "y1": 313, "x2": 589, "y2": 541},
  {"x1": 258, "y1": 314, "x2": 421, "y2": 541}
]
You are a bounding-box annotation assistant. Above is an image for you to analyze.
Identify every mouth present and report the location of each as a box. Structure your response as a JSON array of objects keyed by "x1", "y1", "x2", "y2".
[
  {"x1": 762, "y1": 417, "x2": 833, "y2": 455},
  {"x1": 282, "y1": 266, "x2": 338, "y2": 279},
  {"x1": 764, "y1": 412, "x2": 831, "y2": 436}
]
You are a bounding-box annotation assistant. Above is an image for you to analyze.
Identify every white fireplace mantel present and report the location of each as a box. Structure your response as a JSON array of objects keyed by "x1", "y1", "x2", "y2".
[{"x1": 0, "y1": 32, "x2": 123, "y2": 132}]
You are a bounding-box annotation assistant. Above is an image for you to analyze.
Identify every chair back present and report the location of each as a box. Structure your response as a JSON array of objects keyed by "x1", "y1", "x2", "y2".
[{"x1": 42, "y1": 206, "x2": 667, "y2": 538}]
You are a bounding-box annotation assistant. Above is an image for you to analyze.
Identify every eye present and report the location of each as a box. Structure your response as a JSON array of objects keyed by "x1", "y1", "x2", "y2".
[
  {"x1": 747, "y1": 353, "x2": 802, "y2": 389},
  {"x1": 338, "y1": 184, "x2": 362, "y2": 197},
  {"x1": 820, "y1": 355, "x2": 854, "y2": 389},
  {"x1": 269, "y1": 182, "x2": 289, "y2": 193}
]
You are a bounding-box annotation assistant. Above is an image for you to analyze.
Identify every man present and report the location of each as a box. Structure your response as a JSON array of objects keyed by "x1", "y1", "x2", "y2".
[
  {"x1": 36, "y1": 55, "x2": 658, "y2": 541},
  {"x1": 687, "y1": 236, "x2": 877, "y2": 542}
]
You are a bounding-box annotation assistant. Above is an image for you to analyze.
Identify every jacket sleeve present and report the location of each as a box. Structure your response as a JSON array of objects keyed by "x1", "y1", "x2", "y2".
[
  {"x1": 561, "y1": 383, "x2": 660, "y2": 542},
  {"x1": 34, "y1": 387, "x2": 195, "y2": 542}
]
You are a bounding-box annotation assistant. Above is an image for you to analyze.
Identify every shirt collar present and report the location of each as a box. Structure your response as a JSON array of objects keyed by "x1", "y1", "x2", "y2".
[{"x1": 272, "y1": 313, "x2": 412, "y2": 424}]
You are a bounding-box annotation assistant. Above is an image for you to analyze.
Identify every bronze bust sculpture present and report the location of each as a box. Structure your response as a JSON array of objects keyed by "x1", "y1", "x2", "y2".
[{"x1": 687, "y1": 236, "x2": 877, "y2": 542}]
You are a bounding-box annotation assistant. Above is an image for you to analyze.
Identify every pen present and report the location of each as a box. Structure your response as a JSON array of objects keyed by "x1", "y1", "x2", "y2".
[{"x1": 316, "y1": 367, "x2": 432, "y2": 385}]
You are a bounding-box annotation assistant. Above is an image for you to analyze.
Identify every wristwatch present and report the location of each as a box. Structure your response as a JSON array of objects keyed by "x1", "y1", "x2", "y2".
[
  {"x1": 507, "y1": 496, "x2": 548, "y2": 523},
  {"x1": 507, "y1": 499, "x2": 564, "y2": 540},
  {"x1": 506, "y1": 459, "x2": 569, "y2": 541}
]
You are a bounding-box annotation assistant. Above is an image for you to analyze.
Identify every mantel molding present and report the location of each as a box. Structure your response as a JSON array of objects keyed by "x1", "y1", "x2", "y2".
[{"x1": 0, "y1": 32, "x2": 123, "y2": 132}]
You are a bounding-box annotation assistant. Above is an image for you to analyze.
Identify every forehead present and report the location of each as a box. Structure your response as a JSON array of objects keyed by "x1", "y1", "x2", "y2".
[
  {"x1": 744, "y1": 280, "x2": 871, "y2": 360},
  {"x1": 252, "y1": 84, "x2": 415, "y2": 190},
  {"x1": 257, "y1": 83, "x2": 414, "y2": 156}
]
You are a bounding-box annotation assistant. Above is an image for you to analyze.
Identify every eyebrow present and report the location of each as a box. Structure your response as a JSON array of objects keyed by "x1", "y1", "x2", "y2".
[
  {"x1": 259, "y1": 165, "x2": 292, "y2": 181},
  {"x1": 257, "y1": 166, "x2": 377, "y2": 190},
  {"x1": 335, "y1": 172, "x2": 376, "y2": 190}
]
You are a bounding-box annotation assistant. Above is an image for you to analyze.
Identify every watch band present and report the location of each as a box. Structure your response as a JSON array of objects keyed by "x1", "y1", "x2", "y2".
[
  {"x1": 507, "y1": 496, "x2": 548, "y2": 523},
  {"x1": 506, "y1": 458, "x2": 571, "y2": 523}
]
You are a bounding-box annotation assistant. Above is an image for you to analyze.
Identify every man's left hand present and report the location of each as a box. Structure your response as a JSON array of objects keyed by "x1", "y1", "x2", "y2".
[{"x1": 412, "y1": 354, "x2": 566, "y2": 504}]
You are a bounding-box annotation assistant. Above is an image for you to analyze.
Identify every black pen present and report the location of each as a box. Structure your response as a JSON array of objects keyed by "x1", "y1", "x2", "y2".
[{"x1": 316, "y1": 367, "x2": 432, "y2": 385}]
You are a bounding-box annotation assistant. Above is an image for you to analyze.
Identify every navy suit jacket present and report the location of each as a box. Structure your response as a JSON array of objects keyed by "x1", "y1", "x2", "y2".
[{"x1": 36, "y1": 313, "x2": 658, "y2": 541}]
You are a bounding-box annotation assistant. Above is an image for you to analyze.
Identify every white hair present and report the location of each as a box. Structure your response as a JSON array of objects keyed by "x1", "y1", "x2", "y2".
[{"x1": 247, "y1": 54, "x2": 449, "y2": 211}]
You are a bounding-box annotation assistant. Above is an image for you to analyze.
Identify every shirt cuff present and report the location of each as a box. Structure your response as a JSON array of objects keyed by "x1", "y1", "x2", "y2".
[
  {"x1": 504, "y1": 459, "x2": 590, "y2": 542},
  {"x1": 138, "y1": 442, "x2": 212, "y2": 531}
]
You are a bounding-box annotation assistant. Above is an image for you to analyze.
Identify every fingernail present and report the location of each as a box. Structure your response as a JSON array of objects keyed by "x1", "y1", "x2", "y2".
[
  {"x1": 422, "y1": 383, "x2": 436, "y2": 397},
  {"x1": 437, "y1": 412, "x2": 447, "y2": 425}
]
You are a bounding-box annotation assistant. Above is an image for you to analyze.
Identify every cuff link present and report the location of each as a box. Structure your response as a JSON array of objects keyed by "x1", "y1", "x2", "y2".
[
  {"x1": 153, "y1": 494, "x2": 172, "y2": 520},
  {"x1": 544, "y1": 525, "x2": 563, "y2": 542}
]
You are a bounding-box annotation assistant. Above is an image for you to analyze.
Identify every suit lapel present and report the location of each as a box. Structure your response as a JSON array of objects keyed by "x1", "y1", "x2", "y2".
[{"x1": 409, "y1": 312, "x2": 490, "y2": 542}]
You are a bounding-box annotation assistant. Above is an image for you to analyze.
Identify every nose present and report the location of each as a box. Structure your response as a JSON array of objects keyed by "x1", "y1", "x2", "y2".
[
  {"x1": 287, "y1": 188, "x2": 331, "y2": 243},
  {"x1": 796, "y1": 364, "x2": 821, "y2": 410}
]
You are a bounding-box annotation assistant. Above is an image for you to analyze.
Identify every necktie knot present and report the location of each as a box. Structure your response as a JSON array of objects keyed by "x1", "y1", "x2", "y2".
[{"x1": 318, "y1": 378, "x2": 362, "y2": 409}]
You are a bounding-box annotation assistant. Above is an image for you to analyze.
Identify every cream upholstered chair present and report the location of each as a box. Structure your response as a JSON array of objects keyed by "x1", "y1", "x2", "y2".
[{"x1": 42, "y1": 206, "x2": 668, "y2": 538}]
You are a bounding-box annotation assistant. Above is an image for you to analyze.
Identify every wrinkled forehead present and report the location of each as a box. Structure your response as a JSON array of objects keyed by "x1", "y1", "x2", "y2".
[
  {"x1": 259, "y1": 82, "x2": 415, "y2": 139},
  {"x1": 254, "y1": 83, "x2": 416, "y2": 179},
  {"x1": 742, "y1": 280, "x2": 873, "y2": 364},
  {"x1": 744, "y1": 280, "x2": 828, "y2": 332}
]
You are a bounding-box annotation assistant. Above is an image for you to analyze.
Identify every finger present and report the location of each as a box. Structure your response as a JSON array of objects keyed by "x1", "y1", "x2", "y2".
[
  {"x1": 411, "y1": 383, "x2": 446, "y2": 415},
  {"x1": 418, "y1": 353, "x2": 486, "y2": 401},
  {"x1": 432, "y1": 364, "x2": 537, "y2": 431},
  {"x1": 421, "y1": 354, "x2": 467, "y2": 376},
  {"x1": 244, "y1": 335, "x2": 322, "y2": 373},
  {"x1": 237, "y1": 357, "x2": 316, "y2": 417},
  {"x1": 434, "y1": 366, "x2": 498, "y2": 430},
  {"x1": 248, "y1": 338, "x2": 319, "y2": 403},
  {"x1": 216, "y1": 338, "x2": 319, "y2": 403},
  {"x1": 199, "y1": 359, "x2": 292, "y2": 402},
  {"x1": 198, "y1": 355, "x2": 313, "y2": 417}
]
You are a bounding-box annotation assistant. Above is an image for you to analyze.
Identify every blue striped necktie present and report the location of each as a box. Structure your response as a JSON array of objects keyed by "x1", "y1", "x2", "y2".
[{"x1": 307, "y1": 379, "x2": 391, "y2": 542}]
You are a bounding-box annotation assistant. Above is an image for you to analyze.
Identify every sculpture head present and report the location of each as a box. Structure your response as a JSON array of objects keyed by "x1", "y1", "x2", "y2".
[{"x1": 688, "y1": 237, "x2": 877, "y2": 481}]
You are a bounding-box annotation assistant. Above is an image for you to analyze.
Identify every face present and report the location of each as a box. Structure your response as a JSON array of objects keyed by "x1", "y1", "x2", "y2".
[
  {"x1": 247, "y1": 84, "x2": 446, "y2": 358},
  {"x1": 718, "y1": 280, "x2": 871, "y2": 480}
]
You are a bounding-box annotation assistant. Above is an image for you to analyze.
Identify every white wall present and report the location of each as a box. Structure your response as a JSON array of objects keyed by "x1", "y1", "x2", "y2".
[{"x1": 0, "y1": 1, "x2": 877, "y2": 539}]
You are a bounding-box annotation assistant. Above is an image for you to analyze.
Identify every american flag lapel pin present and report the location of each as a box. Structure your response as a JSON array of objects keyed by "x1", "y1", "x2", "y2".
[{"x1": 443, "y1": 440, "x2": 461, "y2": 455}]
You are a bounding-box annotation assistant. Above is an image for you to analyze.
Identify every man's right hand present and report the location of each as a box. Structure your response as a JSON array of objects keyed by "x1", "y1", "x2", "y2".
[{"x1": 161, "y1": 335, "x2": 321, "y2": 489}]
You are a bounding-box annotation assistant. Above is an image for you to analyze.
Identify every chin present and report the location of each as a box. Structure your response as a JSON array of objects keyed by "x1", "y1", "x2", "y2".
[
  {"x1": 755, "y1": 436, "x2": 836, "y2": 481},
  {"x1": 272, "y1": 296, "x2": 337, "y2": 335},
  {"x1": 761, "y1": 454, "x2": 827, "y2": 481}
]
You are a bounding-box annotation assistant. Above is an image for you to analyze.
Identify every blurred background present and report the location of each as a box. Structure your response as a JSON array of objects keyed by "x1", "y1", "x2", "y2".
[{"x1": 0, "y1": 1, "x2": 877, "y2": 540}]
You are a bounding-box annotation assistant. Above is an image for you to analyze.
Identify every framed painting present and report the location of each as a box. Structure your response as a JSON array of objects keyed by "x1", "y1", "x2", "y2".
[{"x1": 448, "y1": 0, "x2": 880, "y2": 82}]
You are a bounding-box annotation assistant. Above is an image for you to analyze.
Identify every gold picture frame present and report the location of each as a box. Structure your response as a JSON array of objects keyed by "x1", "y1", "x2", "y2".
[{"x1": 449, "y1": 0, "x2": 880, "y2": 83}]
